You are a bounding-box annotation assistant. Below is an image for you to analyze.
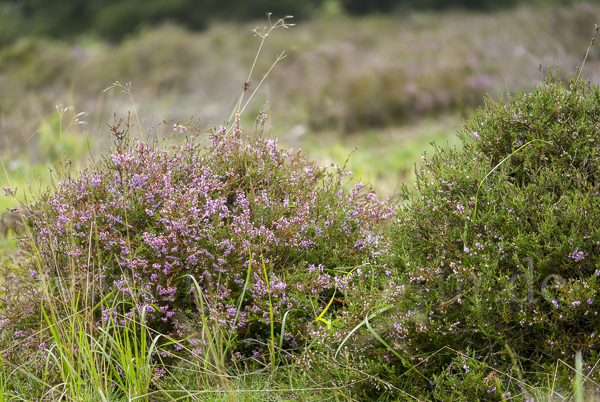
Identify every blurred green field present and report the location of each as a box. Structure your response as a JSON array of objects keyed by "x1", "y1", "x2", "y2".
[
  {"x1": 1, "y1": 1, "x2": 599, "y2": 209},
  {"x1": 281, "y1": 114, "x2": 463, "y2": 198}
]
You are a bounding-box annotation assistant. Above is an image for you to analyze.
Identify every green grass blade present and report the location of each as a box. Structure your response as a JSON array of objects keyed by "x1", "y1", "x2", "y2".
[
  {"x1": 315, "y1": 288, "x2": 337, "y2": 329},
  {"x1": 229, "y1": 252, "x2": 253, "y2": 342},
  {"x1": 279, "y1": 310, "x2": 291, "y2": 351},
  {"x1": 473, "y1": 139, "x2": 550, "y2": 221},
  {"x1": 575, "y1": 350, "x2": 583, "y2": 402},
  {"x1": 261, "y1": 256, "x2": 276, "y2": 372},
  {"x1": 364, "y1": 313, "x2": 429, "y2": 382},
  {"x1": 334, "y1": 304, "x2": 394, "y2": 358}
]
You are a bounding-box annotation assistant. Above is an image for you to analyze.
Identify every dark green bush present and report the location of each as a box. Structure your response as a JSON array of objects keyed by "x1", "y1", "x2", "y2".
[
  {"x1": 3, "y1": 0, "x2": 599, "y2": 44},
  {"x1": 0, "y1": 0, "x2": 325, "y2": 43},
  {"x1": 376, "y1": 69, "x2": 600, "y2": 399},
  {"x1": 342, "y1": 0, "x2": 600, "y2": 14}
]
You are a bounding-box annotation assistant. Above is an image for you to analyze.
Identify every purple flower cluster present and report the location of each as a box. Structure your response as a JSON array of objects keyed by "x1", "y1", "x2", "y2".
[
  {"x1": 15, "y1": 126, "x2": 393, "y2": 358},
  {"x1": 568, "y1": 248, "x2": 584, "y2": 262}
]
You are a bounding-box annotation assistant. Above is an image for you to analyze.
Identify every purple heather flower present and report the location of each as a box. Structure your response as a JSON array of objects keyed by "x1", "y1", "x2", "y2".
[
  {"x1": 10, "y1": 125, "x2": 396, "y2": 362},
  {"x1": 173, "y1": 124, "x2": 188, "y2": 133},
  {"x1": 569, "y1": 248, "x2": 584, "y2": 262}
]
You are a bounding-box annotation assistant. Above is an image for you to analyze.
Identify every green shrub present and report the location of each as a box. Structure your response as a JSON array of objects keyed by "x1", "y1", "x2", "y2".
[{"x1": 378, "y1": 68, "x2": 600, "y2": 399}]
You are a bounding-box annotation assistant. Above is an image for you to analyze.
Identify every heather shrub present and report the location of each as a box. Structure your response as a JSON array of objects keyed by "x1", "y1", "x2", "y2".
[
  {"x1": 1, "y1": 114, "x2": 393, "y2": 370},
  {"x1": 375, "y1": 68, "x2": 600, "y2": 399},
  {"x1": 310, "y1": 65, "x2": 490, "y2": 131}
]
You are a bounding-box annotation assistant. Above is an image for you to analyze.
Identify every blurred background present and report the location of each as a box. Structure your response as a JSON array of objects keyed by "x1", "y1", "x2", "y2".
[{"x1": 1, "y1": 0, "x2": 600, "y2": 212}]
